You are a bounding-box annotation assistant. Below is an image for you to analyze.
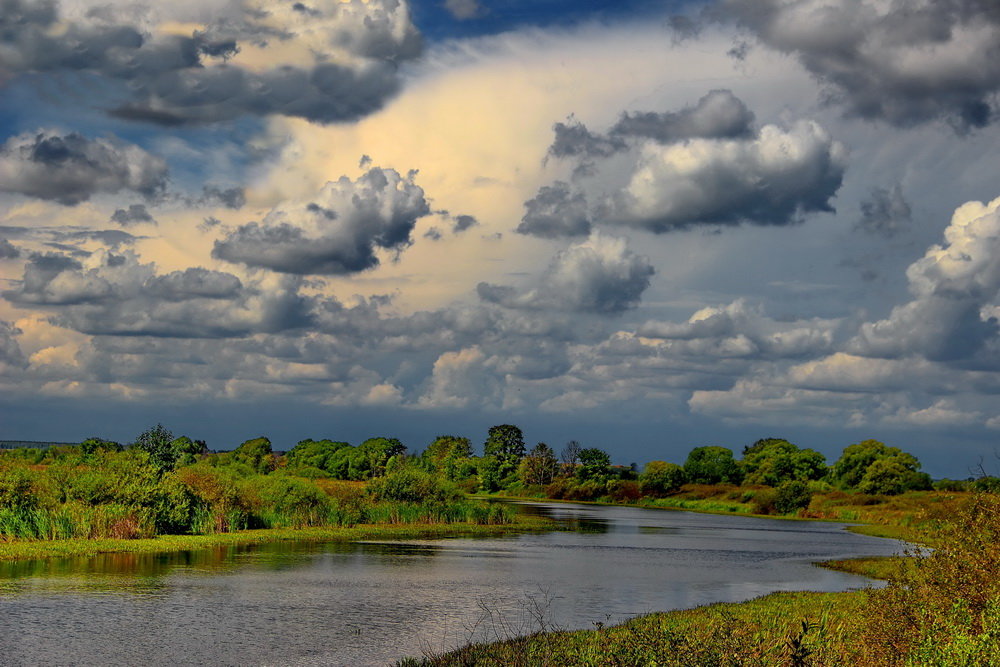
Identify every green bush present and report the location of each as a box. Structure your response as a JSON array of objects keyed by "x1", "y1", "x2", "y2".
[
  {"x1": 774, "y1": 480, "x2": 812, "y2": 514},
  {"x1": 368, "y1": 468, "x2": 462, "y2": 504}
]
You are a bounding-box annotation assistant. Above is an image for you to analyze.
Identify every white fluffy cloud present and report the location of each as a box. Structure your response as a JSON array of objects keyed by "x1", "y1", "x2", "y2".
[{"x1": 477, "y1": 233, "x2": 654, "y2": 314}]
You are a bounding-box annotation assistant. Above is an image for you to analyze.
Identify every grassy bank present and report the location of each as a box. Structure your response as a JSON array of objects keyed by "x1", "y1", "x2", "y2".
[
  {"x1": 0, "y1": 513, "x2": 554, "y2": 562},
  {"x1": 405, "y1": 493, "x2": 1000, "y2": 666}
]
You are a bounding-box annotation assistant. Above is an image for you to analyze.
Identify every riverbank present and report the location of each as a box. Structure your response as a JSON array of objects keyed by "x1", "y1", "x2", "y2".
[
  {"x1": 0, "y1": 514, "x2": 554, "y2": 562},
  {"x1": 407, "y1": 493, "x2": 999, "y2": 666}
]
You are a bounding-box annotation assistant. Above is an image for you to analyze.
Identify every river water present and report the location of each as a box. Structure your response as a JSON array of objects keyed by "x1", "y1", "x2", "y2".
[{"x1": 0, "y1": 502, "x2": 903, "y2": 666}]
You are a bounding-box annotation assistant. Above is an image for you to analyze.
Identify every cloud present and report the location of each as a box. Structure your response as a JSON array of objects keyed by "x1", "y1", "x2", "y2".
[
  {"x1": 213, "y1": 166, "x2": 431, "y2": 275},
  {"x1": 110, "y1": 204, "x2": 156, "y2": 226},
  {"x1": 0, "y1": 320, "x2": 25, "y2": 370},
  {"x1": 443, "y1": 0, "x2": 484, "y2": 21},
  {"x1": 856, "y1": 184, "x2": 911, "y2": 237},
  {"x1": 0, "y1": 0, "x2": 422, "y2": 125},
  {"x1": 517, "y1": 181, "x2": 593, "y2": 238},
  {"x1": 719, "y1": 0, "x2": 1000, "y2": 129},
  {"x1": 849, "y1": 195, "x2": 1000, "y2": 362},
  {"x1": 638, "y1": 299, "x2": 837, "y2": 359},
  {"x1": 477, "y1": 233, "x2": 654, "y2": 314},
  {"x1": 0, "y1": 131, "x2": 168, "y2": 205},
  {"x1": 3, "y1": 250, "x2": 310, "y2": 337},
  {"x1": 0, "y1": 238, "x2": 20, "y2": 259},
  {"x1": 520, "y1": 92, "x2": 847, "y2": 236},
  {"x1": 200, "y1": 186, "x2": 246, "y2": 210},
  {"x1": 549, "y1": 90, "x2": 755, "y2": 163}
]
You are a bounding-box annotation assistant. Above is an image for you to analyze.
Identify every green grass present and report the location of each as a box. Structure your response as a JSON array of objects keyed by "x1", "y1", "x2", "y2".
[
  {"x1": 0, "y1": 514, "x2": 553, "y2": 562},
  {"x1": 401, "y1": 590, "x2": 872, "y2": 666}
]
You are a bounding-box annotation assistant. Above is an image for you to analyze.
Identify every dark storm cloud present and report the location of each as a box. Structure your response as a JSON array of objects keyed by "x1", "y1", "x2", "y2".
[
  {"x1": 3, "y1": 250, "x2": 311, "y2": 338},
  {"x1": 478, "y1": 234, "x2": 654, "y2": 314},
  {"x1": 200, "y1": 186, "x2": 246, "y2": 210},
  {"x1": 609, "y1": 89, "x2": 755, "y2": 143},
  {"x1": 856, "y1": 185, "x2": 911, "y2": 237},
  {"x1": 453, "y1": 214, "x2": 478, "y2": 233},
  {"x1": 546, "y1": 91, "x2": 755, "y2": 162},
  {"x1": 547, "y1": 120, "x2": 626, "y2": 160},
  {"x1": 0, "y1": 131, "x2": 168, "y2": 205},
  {"x1": 0, "y1": 0, "x2": 422, "y2": 125},
  {"x1": 0, "y1": 320, "x2": 25, "y2": 368},
  {"x1": 522, "y1": 92, "x2": 847, "y2": 237},
  {"x1": 111, "y1": 204, "x2": 156, "y2": 226},
  {"x1": 516, "y1": 181, "x2": 592, "y2": 238},
  {"x1": 213, "y1": 167, "x2": 431, "y2": 275},
  {"x1": 719, "y1": 0, "x2": 1000, "y2": 129},
  {"x1": 0, "y1": 239, "x2": 20, "y2": 259}
]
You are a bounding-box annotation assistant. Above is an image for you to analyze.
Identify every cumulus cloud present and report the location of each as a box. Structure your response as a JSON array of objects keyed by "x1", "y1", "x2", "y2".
[
  {"x1": 638, "y1": 299, "x2": 837, "y2": 359},
  {"x1": 0, "y1": 131, "x2": 168, "y2": 205},
  {"x1": 517, "y1": 181, "x2": 593, "y2": 238},
  {"x1": 0, "y1": 238, "x2": 20, "y2": 259},
  {"x1": 548, "y1": 90, "x2": 755, "y2": 162},
  {"x1": 3, "y1": 250, "x2": 310, "y2": 337},
  {"x1": 520, "y1": 92, "x2": 847, "y2": 236},
  {"x1": 213, "y1": 166, "x2": 430, "y2": 275},
  {"x1": 0, "y1": 0, "x2": 421, "y2": 125},
  {"x1": 719, "y1": 0, "x2": 1000, "y2": 129},
  {"x1": 849, "y1": 195, "x2": 1000, "y2": 361},
  {"x1": 200, "y1": 186, "x2": 246, "y2": 210},
  {"x1": 856, "y1": 184, "x2": 911, "y2": 237},
  {"x1": 477, "y1": 233, "x2": 654, "y2": 314},
  {"x1": 110, "y1": 204, "x2": 156, "y2": 226},
  {"x1": 0, "y1": 320, "x2": 25, "y2": 370}
]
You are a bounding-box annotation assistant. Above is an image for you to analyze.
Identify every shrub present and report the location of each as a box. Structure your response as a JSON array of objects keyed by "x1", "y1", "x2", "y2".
[
  {"x1": 367, "y1": 468, "x2": 462, "y2": 504},
  {"x1": 774, "y1": 480, "x2": 812, "y2": 514}
]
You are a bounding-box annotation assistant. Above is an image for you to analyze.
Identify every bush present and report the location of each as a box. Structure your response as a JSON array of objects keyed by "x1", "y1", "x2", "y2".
[
  {"x1": 367, "y1": 468, "x2": 462, "y2": 504},
  {"x1": 774, "y1": 480, "x2": 812, "y2": 514}
]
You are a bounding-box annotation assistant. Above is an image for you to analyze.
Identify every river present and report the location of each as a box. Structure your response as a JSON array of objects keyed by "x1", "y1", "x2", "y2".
[{"x1": 0, "y1": 501, "x2": 904, "y2": 666}]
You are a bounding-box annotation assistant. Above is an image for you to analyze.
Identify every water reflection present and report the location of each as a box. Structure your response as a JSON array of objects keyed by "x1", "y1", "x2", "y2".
[{"x1": 0, "y1": 502, "x2": 906, "y2": 666}]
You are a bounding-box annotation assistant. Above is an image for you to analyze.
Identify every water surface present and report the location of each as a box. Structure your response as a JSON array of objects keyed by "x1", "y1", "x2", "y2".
[{"x1": 0, "y1": 502, "x2": 904, "y2": 665}]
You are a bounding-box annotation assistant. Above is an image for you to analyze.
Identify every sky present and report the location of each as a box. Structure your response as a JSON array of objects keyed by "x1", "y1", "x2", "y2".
[{"x1": 1, "y1": 0, "x2": 1000, "y2": 477}]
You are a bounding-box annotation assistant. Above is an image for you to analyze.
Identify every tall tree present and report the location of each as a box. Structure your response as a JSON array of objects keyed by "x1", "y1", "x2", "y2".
[
  {"x1": 576, "y1": 447, "x2": 612, "y2": 481},
  {"x1": 483, "y1": 425, "x2": 525, "y2": 479},
  {"x1": 683, "y1": 446, "x2": 743, "y2": 485},
  {"x1": 131, "y1": 423, "x2": 175, "y2": 474}
]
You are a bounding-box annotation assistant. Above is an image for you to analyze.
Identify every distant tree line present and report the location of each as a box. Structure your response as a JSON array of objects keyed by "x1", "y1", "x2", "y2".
[{"x1": 2, "y1": 422, "x2": 989, "y2": 540}]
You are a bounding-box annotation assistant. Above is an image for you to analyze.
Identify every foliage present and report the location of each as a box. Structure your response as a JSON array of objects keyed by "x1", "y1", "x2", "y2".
[
  {"x1": 774, "y1": 480, "x2": 813, "y2": 514},
  {"x1": 638, "y1": 461, "x2": 687, "y2": 496},
  {"x1": 131, "y1": 423, "x2": 176, "y2": 474},
  {"x1": 575, "y1": 447, "x2": 611, "y2": 482},
  {"x1": 424, "y1": 435, "x2": 473, "y2": 464},
  {"x1": 483, "y1": 425, "x2": 526, "y2": 480},
  {"x1": 367, "y1": 467, "x2": 463, "y2": 504},
  {"x1": 683, "y1": 446, "x2": 744, "y2": 485},
  {"x1": 518, "y1": 443, "x2": 559, "y2": 486},
  {"x1": 741, "y1": 438, "x2": 827, "y2": 487},
  {"x1": 831, "y1": 439, "x2": 931, "y2": 495},
  {"x1": 232, "y1": 436, "x2": 274, "y2": 474}
]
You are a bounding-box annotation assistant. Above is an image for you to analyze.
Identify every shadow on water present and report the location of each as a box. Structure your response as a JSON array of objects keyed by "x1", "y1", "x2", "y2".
[{"x1": 511, "y1": 501, "x2": 611, "y2": 533}]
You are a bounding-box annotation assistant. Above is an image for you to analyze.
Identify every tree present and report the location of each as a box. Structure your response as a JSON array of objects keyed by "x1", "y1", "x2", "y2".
[
  {"x1": 424, "y1": 435, "x2": 473, "y2": 465},
  {"x1": 518, "y1": 443, "x2": 559, "y2": 486},
  {"x1": 683, "y1": 446, "x2": 743, "y2": 485},
  {"x1": 831, "y1": 439, "x2": 931, "y2": 494},
  {"x1": 576, "y1": 448, "x2": 612, "y2": 482},
  {"x1": 639, "y1": 461, "x2": 687, "y2": 496},
  {"x1": 131, "y1": 423, "x2": 176, "y2": 474},
  {"x1": 80, "y1": 437, "x2": 122, "y2": 458},
  {"x1": 233, "y1": 436, "x2": 273, "y2": 474},
  {"x1": 741, "y1": 438, "x2": 827, "y2": 487},
  {"x1": 359, "y1": 437, "x2": 407, "y2": 478},
  {"x1": 285, "y1": 439, "x2": 351, "y2": 473},
  {"x1": 483, "y1": 425, "x2": 525, "y2": 480},
  {"x1": 561, "y1": 440, "x2": 582, "y2": 476},
  {"x1": 170, "y1": 436, "x2": 206, "y2": 467}
]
